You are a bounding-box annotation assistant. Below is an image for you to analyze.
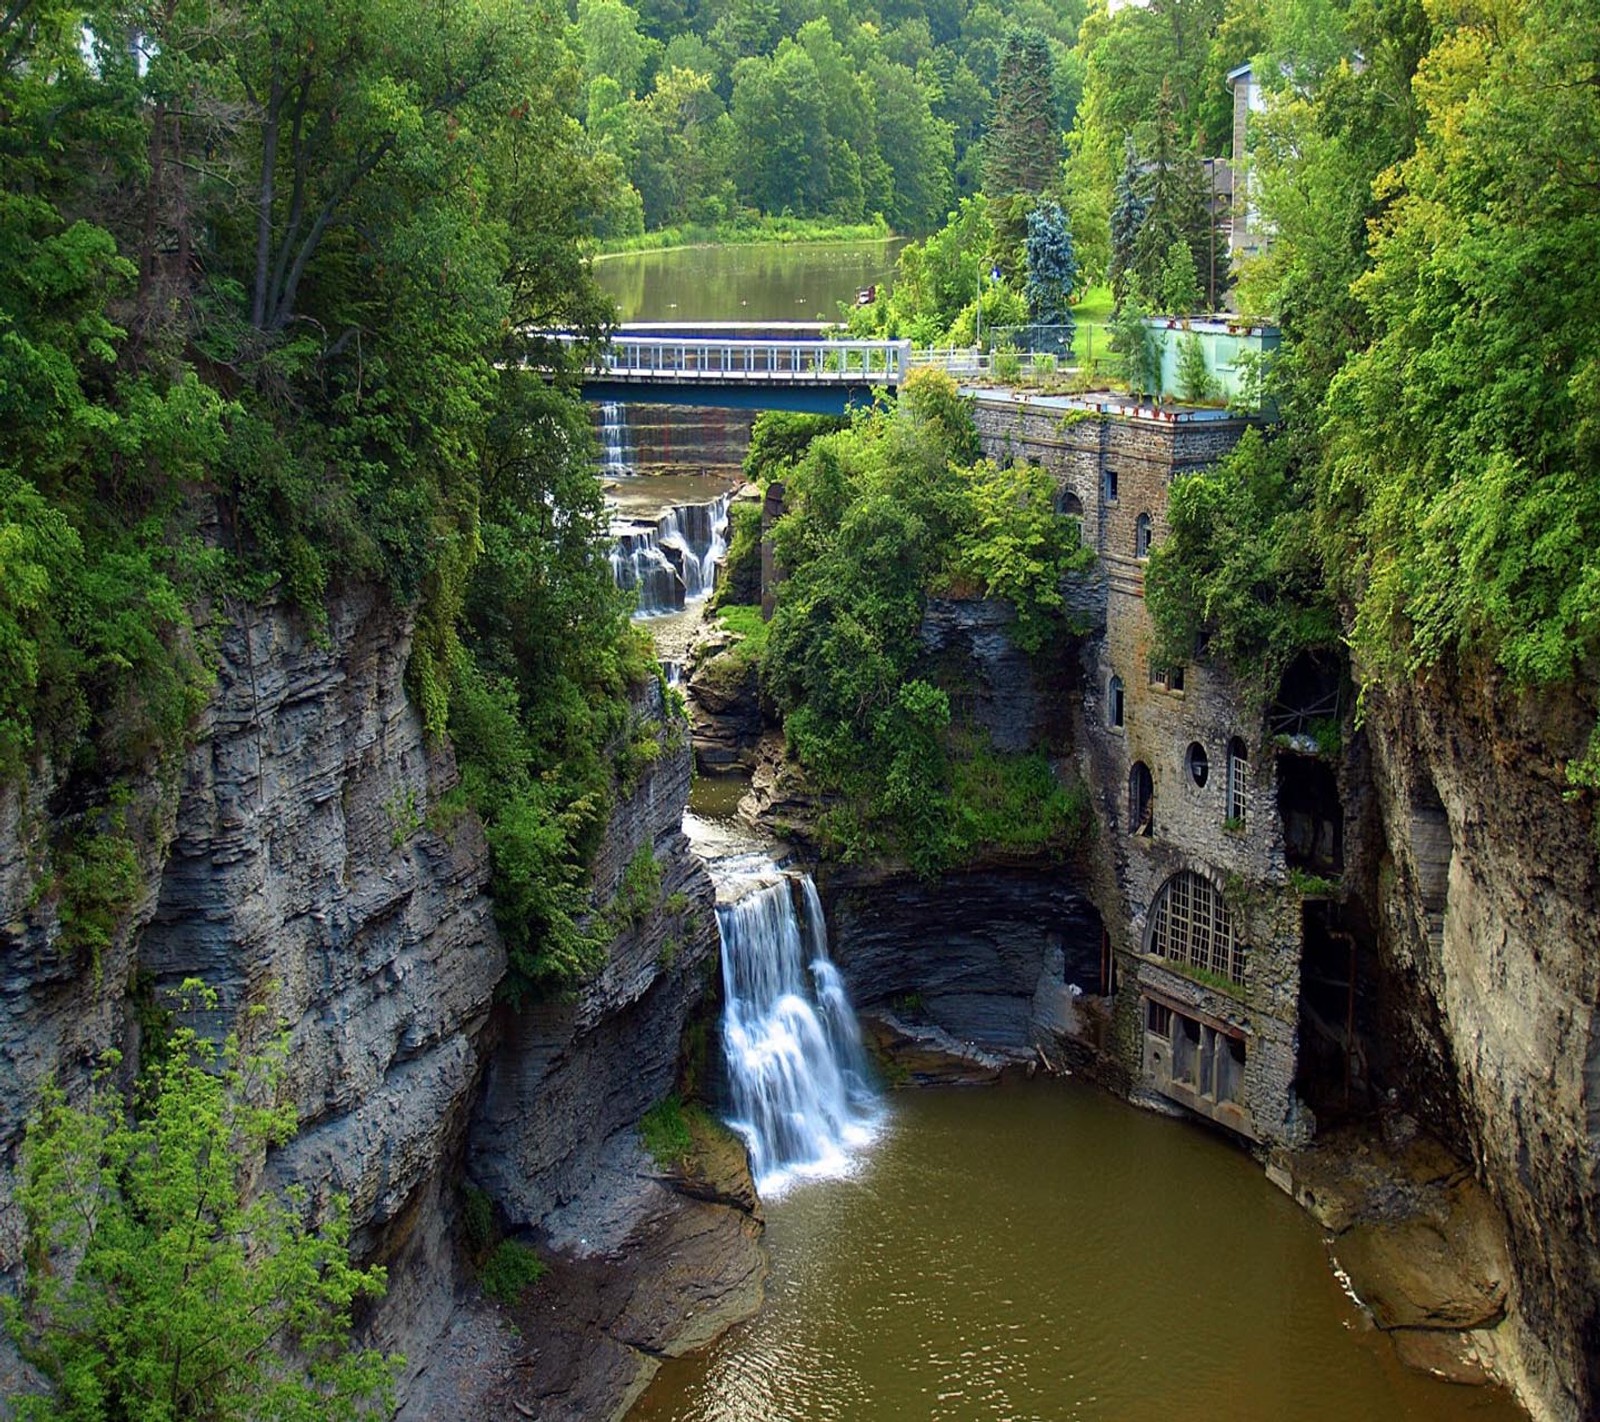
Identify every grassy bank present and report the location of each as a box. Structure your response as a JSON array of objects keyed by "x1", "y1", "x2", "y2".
[{"x1": 594, "y1": 215, "x2": 894, "y2": 258}]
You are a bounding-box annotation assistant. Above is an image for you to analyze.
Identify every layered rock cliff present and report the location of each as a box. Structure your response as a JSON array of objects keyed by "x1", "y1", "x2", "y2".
[
  {"x1": 1356, "y1": 673, "x2": 1600, "y2": 1421},
  {"x1": 0, "y1": 585, "x2": 756, "y2": 1418}
]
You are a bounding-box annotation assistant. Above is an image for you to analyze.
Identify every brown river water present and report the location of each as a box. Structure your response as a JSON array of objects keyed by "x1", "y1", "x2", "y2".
[{"x1": 632, "y1": 1076, "x2": 1520, "y2": 1421}]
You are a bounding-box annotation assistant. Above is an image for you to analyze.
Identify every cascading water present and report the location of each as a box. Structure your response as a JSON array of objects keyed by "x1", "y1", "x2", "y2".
[
  {"x1": 717, "y1": 868, "x2": 881, "y2": 1194},
  {"x1": 598, "y1": 401, "x2": 634, "y2": 478},
  {"x1": 609, "y1": 492, "x2": 731, "y2": 616}
]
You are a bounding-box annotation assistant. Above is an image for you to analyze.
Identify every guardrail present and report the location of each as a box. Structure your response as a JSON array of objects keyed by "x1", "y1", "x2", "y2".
[{"x1": 557, "y1": 333, "x2": 913, "y2": 384}]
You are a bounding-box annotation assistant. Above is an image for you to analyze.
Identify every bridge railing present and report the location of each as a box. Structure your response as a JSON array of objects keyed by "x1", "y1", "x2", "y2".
[{"x1": 557, "y1": 333, "x2": 913, "y2": 383}]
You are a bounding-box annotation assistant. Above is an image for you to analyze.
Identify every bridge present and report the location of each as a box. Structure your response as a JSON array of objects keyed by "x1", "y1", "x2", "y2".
[{"x1": 557, "y1": 324, "x2": 913, "y2": 413}]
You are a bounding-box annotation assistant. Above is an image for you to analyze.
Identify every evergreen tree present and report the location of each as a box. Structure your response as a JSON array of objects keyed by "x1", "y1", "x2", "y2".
[
  {"x1": 1157, "y1": 237, "x2": 1203, "y2": 315},
  {"x1": 1108, "y1": 134, "x2": 1148, "y2": 308},
  {"x1": 1024, "y1": 203, "x2": 1077, "y2": 354},
  {"x1": 1132, "y1": 79, "x2": 1216, "y2": 309},
  {"x1": 984, "y1": 28, "x2": 1061, "y2": 202}
]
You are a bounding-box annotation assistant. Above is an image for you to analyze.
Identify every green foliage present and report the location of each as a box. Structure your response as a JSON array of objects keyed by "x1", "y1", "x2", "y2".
[
  {"x1": 478, "y1": 1242, "x2": 549, "y2": 1304},
  {"x1": 1176, "y1": 332, "x2": 1216, "y2": 403},
  {"x1": 462, "y1": 1186, "x2": 496, "y2": 1256},
  {"x1": 713, "y1": 500, "x2": 765, "y2": 607},
  {"x1": 607, "y1": 845, "x2": 664, "y2": 930},
  {"x1": 1108, "y1": 294, "x2": 1160, "y2": 397},
  {"x1": 716, "y1": 604, "x2": 773, "y2": 656},
  {"x1": 848, "y1": 197, "x2": 996, "y2": 345},
  {"x1": 639, "y1": 1095, "x2": 695, "y2": 1168},
  {"x1": 1159, "y1": 242, "x2": 1205, "y2": 318},
  {"x1": 946, "y1": 743, "x2": 1094, "y2": 858},
  {"x1": 991, "y1": 347, "x2": 1023, "y2": 382},
  {"x1": 1023, "y1": 204, "x2": 1078, "y2": 353},
  {"x1": 53, "y1": 826, "x2": 141, "y2": 975},
  {"x1": 5, "y1": 982, "x2": 400, "y2": 1420},
  {"x1": 985, "y1": 29, "x2": 1062, "y2": 203},
  {"x1": 744, "y1": 412, "x2": 849, "y2": 486},
  {"x1": 1322, "y1": 0, "x2": 1600, "y2": 715},
  {"x1": 763, "y1": 370, "x2": 1091, "y2": 874},
  {"x1": 1145, "y1": 428, "x2": 1339, "y2": 692}
]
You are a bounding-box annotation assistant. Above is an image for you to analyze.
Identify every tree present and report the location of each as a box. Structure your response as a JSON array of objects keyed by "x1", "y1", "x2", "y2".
[
  {"x1": 1109, "y1": 291, "x2": 1159, "y2": 397},
  {"x1": 730, "y1": 48, "x2": 831, "y2": 214},
  {"x1": 1023, "y1": 202, "x2": 1077, "y2": 353},
  {"x1": 1157, "y1": 237, "x2": 1203, "y2": 314},
  {"x1": 984, "y1": 28, "x2": 1060, "y2": 202},
  {"x1": 1131, "y1": 80, "x2": 1216, "y2": 307},
  {"x1": 4, "y1": 984, "x2": 399, "y2": 1420},
  {"x1": 1109, "y1": 134, "x2": 1148, "y2": 306}
]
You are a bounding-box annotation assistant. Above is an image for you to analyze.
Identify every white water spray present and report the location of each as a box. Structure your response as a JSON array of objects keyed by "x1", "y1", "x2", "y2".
[
  {"x1": 609, "y1": 493, "x2": 731, "y2": 616},
  {"x1": 717, "y1": 870, "x2": 880, "y2": 1194},
  {"x1": 599, "y1": 401, "x2": 634, "y2": 478}
]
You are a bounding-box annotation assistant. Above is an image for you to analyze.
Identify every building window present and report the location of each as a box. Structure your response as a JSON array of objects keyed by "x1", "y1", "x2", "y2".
[
  {"x1": 1149, "y1": 664, "x2": 1185, "y2": 693},
  {"x1": 1129, "y1": 761, "x2": 1153, "y2": 836},
  {"x1": 1109, "y1": 675, "x2": 1124, "y2": 728},
  {"x1": 1148, "y1": 870, "x2": 1244, "y2": 983},
  {"x1": 1167, "y1": 1011, "x2": 1246, "y2": 1104},
  {"x1": 1135, "y1": 512, "x2": 1153, "y2": 558},
  {"x1": 1103, "y1": 467, "x2": 1119, "y2": 503},
  {"x1": 1056, "y1": 488, "x2": 1084, "y2": 518},
  {"x1": 1145, "y1": 1000, "x2": 1173, "y2": 1039},
  {"x1": 1226, "y1": 736, "x2": 1249, "y2": 826},
  {"x1": 1187, "y1": 742, "x2": 1209, "y2": 787}
]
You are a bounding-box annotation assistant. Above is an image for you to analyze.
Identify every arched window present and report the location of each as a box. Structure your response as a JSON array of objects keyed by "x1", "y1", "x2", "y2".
[
  {"x1": 1135, "y1": 512, "x2": 1153, "y2": 558},
  {"x1": 1109, "y1": 674, "x2": 1125, "y2": 728},
  {"x1": 1129, "y1": 761, "x2": 1153, "y2": 836},
  {"x1": 1056, "y1": 487, "x2": 1084, "y2": 518},
  {"x1": 1187, "y1": 742, "x2": 1209, "y2": 787},
  {"x1": 1226, "y1": 737, "x2": 1249, "y2": 826},
  {"x1": 1149, "y1": 871, "x2": 1244, "y2": 983}
]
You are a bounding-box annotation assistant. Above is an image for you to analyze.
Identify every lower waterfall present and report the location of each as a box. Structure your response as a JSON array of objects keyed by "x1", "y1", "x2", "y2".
[{"x1": 716, "y1": 869, "x2": 881, "y2": 1194}]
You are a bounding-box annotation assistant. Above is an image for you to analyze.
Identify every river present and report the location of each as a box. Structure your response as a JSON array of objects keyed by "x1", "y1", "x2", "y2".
[
  {"x1": 633, "y1": 1077, "x2": 1519, "y2": 1421},
  {"x1": 610, "y1": 243, "x2": 1519, "y2": 1422},
  {"x1": 593, "y1": 237, "x2": 907, "y2": 324}
]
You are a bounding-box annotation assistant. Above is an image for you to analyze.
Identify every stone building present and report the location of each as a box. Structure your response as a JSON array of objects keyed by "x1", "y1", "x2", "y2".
[{"x1": 969, "y1": 388, "x2": 1328, "y2": 1149}]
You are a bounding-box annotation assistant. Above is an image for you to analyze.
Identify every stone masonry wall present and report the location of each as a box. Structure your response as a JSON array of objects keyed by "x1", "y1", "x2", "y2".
[{"x1": 973, "y1": 395, "x2": 1308, "y2": 1146}]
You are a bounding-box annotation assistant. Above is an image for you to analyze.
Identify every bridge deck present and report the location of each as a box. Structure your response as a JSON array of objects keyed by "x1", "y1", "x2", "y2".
[{"x1": 556, "y1": 332, "x2": 912, "y2": 386}]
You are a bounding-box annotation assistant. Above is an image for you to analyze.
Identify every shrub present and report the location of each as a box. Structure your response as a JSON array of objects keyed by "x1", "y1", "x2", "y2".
[
  {"x1": 4, "y1": 981, "x2": 401, "y2": 1420},
  {"x1": 479, "y1": 1241, "x2": 548, "y2": 1304}
]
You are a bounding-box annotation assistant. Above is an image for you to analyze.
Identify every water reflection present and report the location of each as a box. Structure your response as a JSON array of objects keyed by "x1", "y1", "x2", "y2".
[{"x1": 593, "y1": 239, "x2": 908, "y2": 324}]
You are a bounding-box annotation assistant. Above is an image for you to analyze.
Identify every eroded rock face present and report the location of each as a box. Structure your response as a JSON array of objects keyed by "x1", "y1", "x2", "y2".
[
  {"x1": 0, "y1": 585, "x2": 507, "y2": 1404},
  {"x1": 918, "y1": 598, "x2": 1043, "y2": 754},
  {"x1": 1360, "y1": 674, "x2": 1600, "y2": 1421},
  {"x1": 469, "y1": 678, "x2": 721, "y2": 1239},
  {"x1": 828, "y1": 866, "x2": 1104, "y2": 1052},
  {"x1": 139, "y1": 586, "x2": 507, "y2": 1383},
  {"x1": 687, "y1": 629, "x2": 763, "y2": 776}
]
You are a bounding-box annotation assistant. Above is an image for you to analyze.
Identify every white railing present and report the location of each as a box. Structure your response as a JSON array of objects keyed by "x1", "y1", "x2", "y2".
[{"x1": 557, "y1": 334, "x2": 914, "y2": 384}]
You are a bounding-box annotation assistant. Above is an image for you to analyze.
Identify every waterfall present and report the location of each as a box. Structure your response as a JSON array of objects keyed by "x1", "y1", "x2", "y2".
[
  {"x1": 717, "y1": 869, "x2": 881, "y2": 1195},
  {"x1": 599, "y1": 401, "x2": 634, "y2": 478},
  {"x1": 609, "y1": 492, "x2": 731, "y2": 616}
]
